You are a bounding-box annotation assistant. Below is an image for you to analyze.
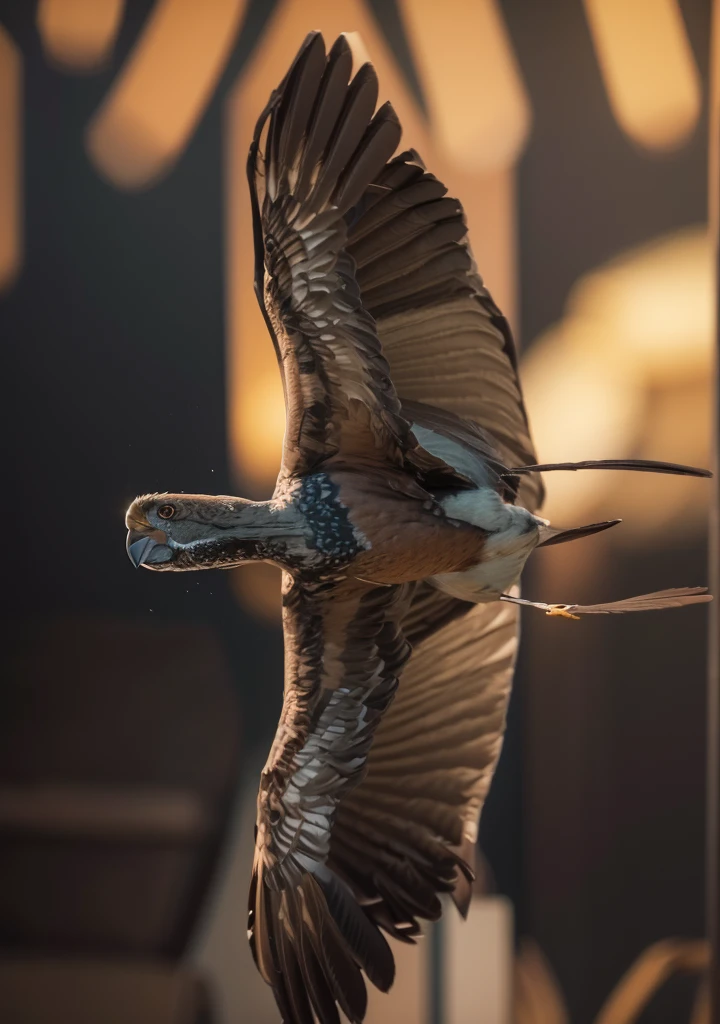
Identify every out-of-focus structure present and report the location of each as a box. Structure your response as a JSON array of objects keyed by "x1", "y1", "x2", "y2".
[
  {"x1": 523, "y1": 226, "x2": 713, "y2": 541},
  {"x1": 0, "y1": 23, "x2": 20, "y2": 291},
  {"x1": 37, "y1": 0, "x2": 125, "y2": 72}
]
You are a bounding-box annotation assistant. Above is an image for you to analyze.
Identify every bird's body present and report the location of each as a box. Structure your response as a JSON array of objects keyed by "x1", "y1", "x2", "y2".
[
  {"x1": 128, "y1": 396, "x2": 548, "y2": 594},
  {"x1": 128, "y1": 471, "x2": 522, "y2": 587},
  {"x1": 125, "y1": 32, "x2": 711, "y2": 1024}
]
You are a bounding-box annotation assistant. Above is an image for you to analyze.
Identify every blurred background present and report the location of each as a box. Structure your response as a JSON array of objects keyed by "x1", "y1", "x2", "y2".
[{"x1": 0, "y1": 1, "x2": 716, "y2": 1022}]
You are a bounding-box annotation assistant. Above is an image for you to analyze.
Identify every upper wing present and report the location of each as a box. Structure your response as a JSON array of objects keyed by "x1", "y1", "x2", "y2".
[
  {"x1": 249, "y1": 574, "x2": 413, "y2": 1024},
  {"x1": 347, "y1": 149, "x2": 544, "y2": 512},
  {"x1": 249, "y1": 576, "x2": 520, "y2": 1024},
  {"x1": 338, "y1": 152, "x2": 540, "y2": 921},
  {"x1": 328, "y1": 591, "x2": 520, "y2": 940},
  {"x1": 248, "y1": 33, "x2": 418, "y2": 482}
]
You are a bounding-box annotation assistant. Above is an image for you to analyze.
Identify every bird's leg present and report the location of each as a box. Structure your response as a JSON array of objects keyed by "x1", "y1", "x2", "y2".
[
  {"x1": 545, "y1": 605, "x2": 581, "y2": 620},
  {"x1": 501, "y1": 593, "x2": 581, "y2": 614},
  {"x1": 500, "y1": 588, "x2": 711, "y2": 616},
  {"x1": 501, "y1": 593, "x2": 573, "y2": 614},
  {"x1": 499, "y1": 594, "x2": 580, "y2": 620}
]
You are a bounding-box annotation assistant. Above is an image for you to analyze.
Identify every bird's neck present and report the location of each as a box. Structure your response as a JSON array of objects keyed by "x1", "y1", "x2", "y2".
[
  {"x1": 229, "y1": 498, "x2": 303, "y2": 536},
  {"x1": 212, "y1": 498, "x2": 307, "y2": 567}
]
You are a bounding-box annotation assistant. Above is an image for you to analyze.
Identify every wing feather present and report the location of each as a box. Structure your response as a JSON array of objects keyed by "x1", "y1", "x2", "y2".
[
  {"x1": 347, "y1": 150, "x2": 543, "y2": 511},
  {"x1": 249, "y1": 33, "x2": 487, "y2": 492},
  {"x1": 330, "y1": 597, "x2": 520, "y2": 931},
  {"x1": 249, "y1": 576, "x2": 410, "y2": 1022},
  {"x1": 248, "y1": 34, "x2": 412, "y2": 480}
]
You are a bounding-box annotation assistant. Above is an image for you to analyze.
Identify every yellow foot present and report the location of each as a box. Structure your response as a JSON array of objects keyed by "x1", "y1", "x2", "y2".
[{"x1": 546, "y1": 605, "x2": 580, "y2": 620}]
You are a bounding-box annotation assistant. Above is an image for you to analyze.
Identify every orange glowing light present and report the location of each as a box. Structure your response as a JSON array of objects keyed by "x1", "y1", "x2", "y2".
[
  {"x1": 521, "y1": 316, "x2": 645, "y2": 523},
  {"x1": 0, "y1": 26, "x2": 21, "y2": 292},
  {"x1": 37, "y1": 0, "x2": 125, "y2": 72},
  {"x1": 521, "y1": 228, "x2": 712, "y2": 538},
  {"x1": 399, "y1": 0, "x2": 531, "y2": 172},
  {"x1": 87, "y1": 0, "x2": 247, "y2": 189},
  {"x1": 569, "y1": 229, "x2": 713, "y2": 382},
  {"x1": 583, "y1": 0, "x2": 701, "y2": 151}
]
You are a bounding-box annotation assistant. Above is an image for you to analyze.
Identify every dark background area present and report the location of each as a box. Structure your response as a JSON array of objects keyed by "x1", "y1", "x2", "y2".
[{"x1": 0, "y1": 1, "x2": 712, "y2": 1022}]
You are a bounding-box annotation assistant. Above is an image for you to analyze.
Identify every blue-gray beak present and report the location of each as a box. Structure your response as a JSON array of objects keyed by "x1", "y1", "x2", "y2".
[{"x1": 126, "y1": 529, "x2": 171, "y2": 568}]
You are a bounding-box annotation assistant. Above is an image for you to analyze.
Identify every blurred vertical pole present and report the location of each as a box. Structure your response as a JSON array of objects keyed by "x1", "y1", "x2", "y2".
[
  {"x1": 429, "y1": 918, "x2": 444, "y2": 1024},
  {"x1": 0, "y1": 25, "x2": 21, "y2": 292},
  {"x1": 709, "y1": 1, "x2": 719, "y2": 1021}
]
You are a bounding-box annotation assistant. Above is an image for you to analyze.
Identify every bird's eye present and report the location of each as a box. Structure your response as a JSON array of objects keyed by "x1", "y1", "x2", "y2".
[{"x1": 157, "y1": 504, "x2": 175, "y2": 520}]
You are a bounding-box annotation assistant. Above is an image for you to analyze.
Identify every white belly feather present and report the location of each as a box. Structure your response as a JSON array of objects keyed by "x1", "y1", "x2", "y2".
[{"x1": 430, "y1": 488, "x2": 542, "y2": 602}]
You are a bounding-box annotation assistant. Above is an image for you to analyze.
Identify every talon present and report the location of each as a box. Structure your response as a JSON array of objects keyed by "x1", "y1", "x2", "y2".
[{"x1": 546, "y1": 604, "x2": 580, "y2": 620}]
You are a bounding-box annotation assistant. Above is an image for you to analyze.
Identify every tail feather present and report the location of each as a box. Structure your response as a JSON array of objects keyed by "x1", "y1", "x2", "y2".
[
  {"x1": 507, "y1": 459, "x2": 711, "y2": 478},
  {"x1": 501, "y1": 587, "x2": 711, "y2": 617},
  {"x1": 538, "y1": 519, "x2": 622, "y2": 547},
  {"x1": 557, "y1": 587, "x2": 712, "y2": 615}
]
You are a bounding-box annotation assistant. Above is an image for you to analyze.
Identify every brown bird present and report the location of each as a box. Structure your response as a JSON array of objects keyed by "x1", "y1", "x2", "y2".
[{"x1": 125, "y1": 33, "x2": 711, "y2": 1024}]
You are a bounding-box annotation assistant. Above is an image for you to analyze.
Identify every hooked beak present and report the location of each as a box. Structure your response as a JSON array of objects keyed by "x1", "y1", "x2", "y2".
[{"x1": 126, "y1": 528, "x2": 172, "y2": 568}]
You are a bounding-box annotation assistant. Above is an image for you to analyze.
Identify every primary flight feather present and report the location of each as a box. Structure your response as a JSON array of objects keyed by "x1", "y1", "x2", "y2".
[{"x1": 125, "y1": 32, "x2": 711, "y2": 1023}]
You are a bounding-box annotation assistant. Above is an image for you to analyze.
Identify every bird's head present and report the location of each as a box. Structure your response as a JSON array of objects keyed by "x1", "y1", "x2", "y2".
[{"x1": 125, "y1": 492, "x2": 267, "y2": 571}]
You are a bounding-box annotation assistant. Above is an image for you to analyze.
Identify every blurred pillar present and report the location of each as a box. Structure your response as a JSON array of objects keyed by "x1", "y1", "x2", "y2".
[
  {"x1": 0, "y1": 25, "x2": 21, "y2": 293},
  {"x1": 398, "y1": 0, "x2": 529, "y2": 172},
  {"x1": 398, "y1": 0, "x2": 530, "y2": 329},
  {"x1": 36, "y1": 0, "x2": 125, "y2": 72},
  {"x1": 444, "y1": 897, "x2": 514, "y2": 1024},
  {"x1": 87, "y1": 0, "x2": 246, "y2": 189},
  {"x1": 708, "y1": 0, "x2": 719, "y2": 1018},
  {"x1": 583, "y1": 0, "x2": 701, "y2": 151}
]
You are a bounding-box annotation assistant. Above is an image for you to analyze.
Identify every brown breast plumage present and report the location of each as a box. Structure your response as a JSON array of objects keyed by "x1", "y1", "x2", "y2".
[{"x1": 330, "y1": 467, "x2": 487, "y2": 585}]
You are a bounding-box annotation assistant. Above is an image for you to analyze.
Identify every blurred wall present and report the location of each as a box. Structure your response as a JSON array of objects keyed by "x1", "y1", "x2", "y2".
[{"x1": 0, "y1": 2, "x2": 713, "y2": 1023}]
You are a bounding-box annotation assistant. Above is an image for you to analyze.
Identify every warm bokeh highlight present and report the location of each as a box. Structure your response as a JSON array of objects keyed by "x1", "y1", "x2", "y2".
[
  {"x1": 37, "y1": 0, "x2": 125, "y2": 72},
  {"x1": 0, "y1": 25, "x2": 21, "y2": 292},
  {"x1": 583, "y1": 0, "x2": 701, "y2": 151},
  {"x1": 399, "y1": 0, "x2": 530, "y2": 173},
  {"x1": 87, "y1": 0, "x2": 247, "y2": 188},
  {"x1": 521, "y1": 227, "x2": 713, "y2": 539}
]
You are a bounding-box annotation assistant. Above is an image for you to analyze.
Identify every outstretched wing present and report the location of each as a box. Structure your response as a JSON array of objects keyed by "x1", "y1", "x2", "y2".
[
  {"x1": 250, "y1": 578, "x2": 521, "y2": 1023},
  {"x1": 329, "y1": 591, "x2": 520, "y2": 940},
  {"x1": 347, "y1": 148, "x2": 544, "y2": 512},
  {"x1": 248, "y1": 32, "x2": 458, "y2": 486},
  {"x1": 249, "y1": 575, "x2": 413, "y2": 1024}
]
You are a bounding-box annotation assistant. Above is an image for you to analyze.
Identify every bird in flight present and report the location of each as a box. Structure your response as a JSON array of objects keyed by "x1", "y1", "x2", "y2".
[{"x1": 125, "y1": 32, "x2": 711, "y2": 1024}]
